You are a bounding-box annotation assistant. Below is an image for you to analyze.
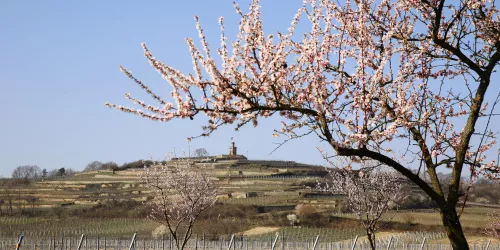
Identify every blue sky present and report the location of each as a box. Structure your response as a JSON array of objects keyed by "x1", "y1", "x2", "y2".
[
  {"x1": 0, "y1": 1, "x2": 329, "y2": 177},
  {"x1": 1, "y1": 1, "x2": 499, "y2": 178}
]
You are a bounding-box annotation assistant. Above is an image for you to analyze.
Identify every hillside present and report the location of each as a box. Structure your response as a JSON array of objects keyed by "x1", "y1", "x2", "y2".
[
  {"x1": 1, "y1": 155, "x2": 498, "y2": 240},
  {"x1": 0, "y1": 156, "x2": 336, "y2": 214}
]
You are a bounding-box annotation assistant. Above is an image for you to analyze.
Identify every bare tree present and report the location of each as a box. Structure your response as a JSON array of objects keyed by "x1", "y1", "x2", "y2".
[
  {"x1": 64, "y1": 168, "x2": 78, "y2": 176},
  {"x1": 14, "y1": 188, "x2": 26, "y2": 215},
  {"x1": 141, "y1": 157, "x2": 217, "y2": 250},
  {"x1": 51, "y1": 206, "x2": 65, "y2": 220},
  {"x1": 323, "y1": 160, "x2": 406, "y2": 250},
  {"x1": 193, "y1": 148, "x2": 209, "y2": 157},
  {"x1": 107, "y1": 1, "x2": 500, "y2": 248},
  {"x1": 84, "y1": 161, "x2": 104, "y2": 172},
  {"x1": 26, "y1": 196, "x2": 38, "y2": 215},
  {"x1": 0, "y1": 199, "x2": 4, "y2": 216},
  {"x1": 12, "y1": 165, "x2": 41, "y2": 179},
  {"x1": 48, "y1": 169, "x2": 58, "y2": 177},
  {"x1": 5, "y1": 195, "x2": 13, "y2": 215}
]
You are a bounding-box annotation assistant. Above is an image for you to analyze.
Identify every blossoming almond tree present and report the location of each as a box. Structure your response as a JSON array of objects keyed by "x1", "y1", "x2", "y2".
[
  {"x1": 107, "y1": 1, "x2": 500, "y2": 248},
  {"x1": 325, "y1": 162, "x2": 406, "y2": 250},
  {"x1": 140, "y1": 158, "x2": 217, "y2": 250}
]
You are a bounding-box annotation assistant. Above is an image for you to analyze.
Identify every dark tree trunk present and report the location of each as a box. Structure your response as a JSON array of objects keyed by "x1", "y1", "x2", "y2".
[
  {"x1": 441, "y1": 206, "x2": 469, "y2": 250},
  {"x1": 367, "y1": 232, "x2": 376, "y2": 250}
]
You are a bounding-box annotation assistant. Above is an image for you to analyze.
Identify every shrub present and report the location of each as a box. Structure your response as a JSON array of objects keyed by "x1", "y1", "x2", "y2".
[
  {"x1": 295, "y1": 204, "x2": 327, "y2": 227},
  {"x1": 399, "y1": 194, "x2": 438, "y2": 210}
]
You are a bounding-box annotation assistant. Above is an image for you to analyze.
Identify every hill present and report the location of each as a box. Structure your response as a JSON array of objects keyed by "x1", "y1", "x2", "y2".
[{"x1": 0, "y1": 147, "x2": 336, "y2": 216}]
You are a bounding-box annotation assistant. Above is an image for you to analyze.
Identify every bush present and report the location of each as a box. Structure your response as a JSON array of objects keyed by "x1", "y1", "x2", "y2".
[
  {"x1": 399, "y1": 194, "x2": 438, "y2": 209},
  {"x1": 70, "y1": 199, "x2": 146, "y2": 218},
  {"x1": 119, "y1": 160, "x2": 157, "y2": 170},
  {"x1": 295, "y1": 204, "x2": 328, "y2": 227},
  {"x1": 195, "y1": 218, "x2": 248, "y2": 238}
]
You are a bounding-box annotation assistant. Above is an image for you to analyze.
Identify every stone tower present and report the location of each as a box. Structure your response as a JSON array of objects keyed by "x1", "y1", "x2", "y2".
[{"x1": 229, "y1": 140, "x2": 237, "y2": 156}]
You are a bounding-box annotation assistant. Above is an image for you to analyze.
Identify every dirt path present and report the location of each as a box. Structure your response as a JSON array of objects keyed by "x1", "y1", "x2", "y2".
[{"x1": 239, "y1": 227, "x2": 281, "y2": 236}]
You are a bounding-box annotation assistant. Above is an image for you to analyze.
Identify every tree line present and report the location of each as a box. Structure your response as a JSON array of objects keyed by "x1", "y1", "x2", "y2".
[
  {"x1": 10, "y1": 148, "x2": 211, "y2": 179},
  {"x1": 11, "y1": 165, "x2": 76, "y2": 179},
  {"x1": 9, "y1": 161, "x2": 115, "y2": 179}
]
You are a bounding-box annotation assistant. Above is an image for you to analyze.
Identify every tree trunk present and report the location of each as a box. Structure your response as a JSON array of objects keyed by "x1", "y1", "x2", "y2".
[
  {"x1": 367, "y1": 233, "x2": 376, "y2": 250},
  {"x1": 441, "y1": 206, "x2": 469, "y2": 250}
]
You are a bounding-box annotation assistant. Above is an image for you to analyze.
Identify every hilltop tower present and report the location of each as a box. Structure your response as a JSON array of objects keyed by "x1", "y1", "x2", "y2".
[{"x1": 229, "y1": 140, "x2": 237, "y2": 156}]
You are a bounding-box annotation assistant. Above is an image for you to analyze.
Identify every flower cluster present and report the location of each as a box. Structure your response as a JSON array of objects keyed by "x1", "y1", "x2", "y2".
[{"x1": 108, "y1": 0, "x2": 500, "y2": 181}]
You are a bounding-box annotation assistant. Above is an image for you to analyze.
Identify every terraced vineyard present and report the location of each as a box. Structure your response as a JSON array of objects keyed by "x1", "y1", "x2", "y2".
[
  {"x1": 0, "y1": 230, "x2": 497, "y2": 250},
  {"x1": 0, "y1": 162, "x2": 330, "y2": 213},
  {"x1": 1, "y1": 158, "x2": 497, "y2": 249},
  {"x1": 0, "y1": 217, "x2": 156, "y2": 238},
  {"x1": 246, "y1": 227, "x2": 366, "y2": 242}
]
